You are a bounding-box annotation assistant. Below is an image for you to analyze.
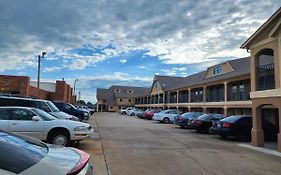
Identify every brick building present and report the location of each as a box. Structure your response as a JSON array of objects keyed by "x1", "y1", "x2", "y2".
[{"x1": 0, "y1": 75, "x2": 76, "y2": 104}]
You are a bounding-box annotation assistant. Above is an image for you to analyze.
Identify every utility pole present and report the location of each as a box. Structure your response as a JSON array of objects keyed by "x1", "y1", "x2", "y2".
[
  {"x1": 73, "y1": 79, "x2": 78, "y2": 95},
  {"x1": 37, "y1": 52, "x2": 47, "y2": 89},
  {"x1": 78, "y1": 91, "x2": 81, "y2": 105}
]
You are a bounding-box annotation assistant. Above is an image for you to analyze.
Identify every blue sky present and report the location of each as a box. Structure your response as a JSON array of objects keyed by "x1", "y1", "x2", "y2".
[{"x1": 0, "y1": 0, "x2": 280, "y2": 103}]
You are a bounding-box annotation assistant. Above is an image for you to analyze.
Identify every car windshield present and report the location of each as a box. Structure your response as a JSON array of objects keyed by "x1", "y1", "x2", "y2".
[
  {"x1": 182, "y1": 113, "x2": 196, "y2": 118},
  {"x1": 0, "y1": 131, "x2": 48, "y2": 174},
  {"x1": 47, "y1": 101, "x2": 60, "y2": 112},
  {"x1": 32, "y1": 108, "x2": 57, "y2": 121}
]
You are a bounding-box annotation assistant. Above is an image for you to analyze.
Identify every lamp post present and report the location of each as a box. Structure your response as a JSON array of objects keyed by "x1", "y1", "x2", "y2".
[
  {"x1": 73, "y1": 79, "x2": 78, "y2": 95},
  {"x1": 37, "y1": 52, "x2": 47, "y2": 89}
]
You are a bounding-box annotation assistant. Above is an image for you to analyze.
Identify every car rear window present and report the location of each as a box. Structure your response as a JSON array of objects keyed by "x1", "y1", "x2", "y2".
[
  {"x1": 197, "y1": 114, "x2": 211, "y2": 120},
  {"x1": 221, "y1": 116, "x2": 242, "y2": 123},
  {"x1": 0, "y1": 131, "x2": 48, "y2": 174}
]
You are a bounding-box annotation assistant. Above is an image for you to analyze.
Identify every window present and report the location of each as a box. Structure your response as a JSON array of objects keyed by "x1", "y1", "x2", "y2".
[
  {"x1": 239, "y1": 85, "x2": 245, "y2": 100},
  {"x1": 127, "y1": 90, "x2": 133, "y2": 94},
  {"x1": 232, "y1": 86, "x2": 237, "y2": 100},
  {"x1": 0, "y1": 131, "x2": 48, "y2": 174},
  {"x1": 0, "y1": 109, "x2": 9, "y2": 120},
  {"x1": 213, "y1": 65, "x2": 222, "y2": 75},
  {"x1": 119, "y1": 98, "x2": 123, "y2": 102},
  {"x1": 128, "y1": 99, "x2": 132, "y2": 102},
  {"x1": 114, "y1": 89, "x2": 120, "y2": 93},
  {"x1": 102, "y1": 100, "x2": 106, "y2": 103},
  {"x1": 36, "y1": 102, "x2": 51, "y2": 112},
  {"x1": 11, "y1": 109, "x2": 35, "y2": 120}
]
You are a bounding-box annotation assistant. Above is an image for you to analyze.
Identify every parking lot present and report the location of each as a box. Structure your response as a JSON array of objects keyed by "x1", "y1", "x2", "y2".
[{"x1": 78, "y1": 112, "x2": 281, "y2": 175}]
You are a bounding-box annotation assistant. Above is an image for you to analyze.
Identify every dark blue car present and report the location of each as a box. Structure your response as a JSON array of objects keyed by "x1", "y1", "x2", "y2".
[
  {"x1": 174, "y1": 112, "x2": 204, "y2": 128},
  {"x1": 214, "y1": 115, "x2": 278, "y2": 141},
  {"x1": 53, "y1": 101, "x2": 89, "y2": 121}
]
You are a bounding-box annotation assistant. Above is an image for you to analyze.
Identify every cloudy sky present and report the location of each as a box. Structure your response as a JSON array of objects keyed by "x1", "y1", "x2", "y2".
[{"x1": 0, "y1": 0, "x2": 280, "y2": 103}]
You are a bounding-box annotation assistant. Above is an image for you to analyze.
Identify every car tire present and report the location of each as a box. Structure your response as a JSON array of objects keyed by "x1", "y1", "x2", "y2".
[
  {"x1": 208, "y1": 127, "x2": 213, "y2": 134},
  {"x1": 121, "y1": 112, "x2": 126, "y2": 115},
  {"x1": 163, "y1": 117, "x2": 170, "y2": 124},
  {"x1": 220, "y1": 135, "x2": 227, "y2": 139},
  {"x1": 49, "y1": 132, "x2": 70, "y2": 146},
  {"x1": 131, "y1": 113, "x2": 135, "y2": 116},
  {"x1": 180, "y1": 126, "x2": 185, "y2": 129}
]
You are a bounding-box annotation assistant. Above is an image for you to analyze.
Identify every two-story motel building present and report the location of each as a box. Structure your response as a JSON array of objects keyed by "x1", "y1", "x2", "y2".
[{"x1": 135, "y1": 7, "x2": 281, "y2": 152}]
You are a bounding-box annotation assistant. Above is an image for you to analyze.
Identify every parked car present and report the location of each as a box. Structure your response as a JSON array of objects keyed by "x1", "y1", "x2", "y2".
[
  {"x1": 213, "y1": 115, "x2": 278, "y2": 141},
  {"x1": 120, "y1": 107, "x2": 135, "y2": 115},
  {"x1": 153, "y1": 109, "x2": 182, "y2": 124},
  {"x1": 0, "y1": 107, "x2": 93, "y2": 146},
  {"x1": 143, "y1": 108, "x2": 162, "y2": 120},
  {"x1": 174, "y1": 112, "x2": 204, "y2": 128},
  {"x1": 192, "y1": 113, "x2": 225, "y2": 133},
  {"x1": 0, "y1": 130, "x2": 94, "y2": 175},
  {"x1": 53, "y1": 101, "x2": 89, "y2": 121},
  {"x1": 0, "y1": 96, "x2": 79, "y2": 121},
  {"x1": 137, "y1": 109, "x2": 150, "y2": 119},
  {"x1": 77, "y1": 106, "x2": 95, "y2": 115},
  {"x1": 127, "y1": 108, "x2": 143, "y2": 116}
]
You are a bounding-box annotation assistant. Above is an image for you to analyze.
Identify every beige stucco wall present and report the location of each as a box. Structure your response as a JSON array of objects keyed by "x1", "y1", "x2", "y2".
[
  {"x1": 250, "y1": 39, "x2": 280, "y2": 93},
  {"x1": 116, "y1": 97, "x2": 134, "y2": 106},
  {"x1": 151, "y1": 81, "x2": 163, "y2": 95}
]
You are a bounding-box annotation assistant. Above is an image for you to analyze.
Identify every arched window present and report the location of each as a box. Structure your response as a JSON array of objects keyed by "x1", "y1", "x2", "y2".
[{"x1": 256, "y1": 49, "x2": 275, "y2": 91}]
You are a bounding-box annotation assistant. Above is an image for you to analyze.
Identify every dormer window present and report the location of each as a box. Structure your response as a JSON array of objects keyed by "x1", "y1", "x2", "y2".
[
  {"x1": 114, "y1": 89, "x2": 120, "y2": 93},
  {"x1": 213, "y1": 65, "x2": 222, "y2": 75},
  {"x1": 127, "y1": 90, "x2": 133, "y2": 94}
]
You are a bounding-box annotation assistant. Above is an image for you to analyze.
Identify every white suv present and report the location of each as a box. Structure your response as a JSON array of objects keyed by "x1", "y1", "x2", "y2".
[
  {"x1": 120, "y1": 107, "x2": 135, "y2": 115},
  {"x1": 0, "y1": 107, "x2": 93, "y2": 146}
]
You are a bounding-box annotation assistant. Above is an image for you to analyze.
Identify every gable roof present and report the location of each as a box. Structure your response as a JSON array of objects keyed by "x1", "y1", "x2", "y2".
[
  {"x1": 96, "y1": 88, "x2": 115, "y2": 106},
  {"x1": 109, "y1": 85, "x2": 150, "y2": 97},
  {"x1": 166, "y1": 57, "x2": 250, "y2": 91},
  {"x1": 153, "y1": 75, "x2": 185, "y2": 91},
  {"x1": 241, "y1": 7, "x2": 281, "y2": 49}
]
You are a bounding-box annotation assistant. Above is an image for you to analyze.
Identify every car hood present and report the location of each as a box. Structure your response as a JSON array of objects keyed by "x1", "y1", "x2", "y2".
[
  {"x1": 50, "y1": 111, "x2": 72, "y2": 120},
  {"x1": 21, "y1": 145, "x2": 82, "y2": 175}
]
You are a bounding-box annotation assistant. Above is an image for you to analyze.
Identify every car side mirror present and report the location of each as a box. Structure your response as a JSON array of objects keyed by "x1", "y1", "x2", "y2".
[{"x1": 32, "y1": 116, "x2": 41, "y2": 121}]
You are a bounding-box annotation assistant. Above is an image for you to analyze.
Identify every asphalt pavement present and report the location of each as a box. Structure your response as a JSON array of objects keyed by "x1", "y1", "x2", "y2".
[{"x1": 78, "y1": 112, "x2": 281, "y2": 175}]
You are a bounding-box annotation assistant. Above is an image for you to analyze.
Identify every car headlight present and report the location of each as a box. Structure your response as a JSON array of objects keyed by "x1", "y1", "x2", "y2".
[
  {"x1": 84, "y1": 112, "x2": 89, "y2": 116},
  {"x1": 74, "y1": 126, "x2": 88, "y2": 131}
]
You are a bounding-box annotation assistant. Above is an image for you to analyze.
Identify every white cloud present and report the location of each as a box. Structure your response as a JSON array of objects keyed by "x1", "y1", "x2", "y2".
[
  {"x1": 120, "y1": 59, "x2": 127, "y2": 63},
  {"x1": 137, "y1": 65, "x2": 146, "y2": 69},
  {"x1": 0, "y1": 0, "x2": 279, "y2": 72},
  {"x1": 43, "y1": 67, "x2": 62, "y2": 72}
]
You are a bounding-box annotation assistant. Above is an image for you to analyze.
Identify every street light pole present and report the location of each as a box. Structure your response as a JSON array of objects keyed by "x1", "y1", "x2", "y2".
[
  {"x1": 37, "y1": 52, "x2": 47, "y2": 89},
  {"x1": 73, "y1": 78, "x2": 78, "y2": 95}
]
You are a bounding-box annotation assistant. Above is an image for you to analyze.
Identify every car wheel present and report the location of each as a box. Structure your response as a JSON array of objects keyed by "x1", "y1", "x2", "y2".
[
  {"x1": 131, "y1": 113, "x2": 135, "y2": 116},
  {"x1": 220, "y1": 135, "x2": 227, "y2": 139},
  {"x1": 208, "y1": 127, "x2": 213, "y2": 134},
  {"x1": 180, "y1": 126, "x2": 185, "y2": 129},
  {"x1": 163, "y1": 117, "x2": 170, "y2": 124},
  {"x1": 121, "y1": 112, "x2": 126, "y2": 115},
  {"x1": 49, "y1": 132, "x2": 70, "y2": 146}
]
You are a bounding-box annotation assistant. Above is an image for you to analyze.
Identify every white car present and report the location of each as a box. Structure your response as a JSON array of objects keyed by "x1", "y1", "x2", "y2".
[
  {"x1": 0, "y1": 107, "x2": 93, "y2": 146},
  {"x1": 120, "y1": 107, "x2": 135, "y2": 115},
  {"x1": 152, "y1": 109, "x2": 182, "y2": 124},
  {"x1": 127, "y1": 108, "x2": 143, "y2": 116}
]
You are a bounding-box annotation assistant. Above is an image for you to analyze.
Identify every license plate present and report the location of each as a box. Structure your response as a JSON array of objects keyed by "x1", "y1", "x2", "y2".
[{"x1": 217, "y1": 124, "x2": 221, "y2": 127}]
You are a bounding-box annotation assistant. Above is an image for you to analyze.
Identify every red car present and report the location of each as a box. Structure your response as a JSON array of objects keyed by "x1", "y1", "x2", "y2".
[{"x1": 143, "y1": 109, "x2": 162, "y2": 120}]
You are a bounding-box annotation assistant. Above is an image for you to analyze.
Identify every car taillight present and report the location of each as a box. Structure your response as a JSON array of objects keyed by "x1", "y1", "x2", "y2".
[
  {"x1": 178, "y1": 117, "x2": 184, "y2": 122},
  {"x1": 222, "y1": 123, "x2": 232, "y2": 128},
  {"x1": 67, "y1": 148, "x2": 90, "y2": 175}
]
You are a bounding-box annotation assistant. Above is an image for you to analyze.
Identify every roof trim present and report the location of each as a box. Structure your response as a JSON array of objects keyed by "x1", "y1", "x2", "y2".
[{"x1": 241, "y1": 7, "x2": 281, "y2": 49}]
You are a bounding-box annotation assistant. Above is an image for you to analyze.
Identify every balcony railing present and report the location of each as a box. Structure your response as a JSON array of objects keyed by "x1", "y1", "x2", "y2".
[{"x1": 256, "y1": 63, "x2": 275, "y2": 91}]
